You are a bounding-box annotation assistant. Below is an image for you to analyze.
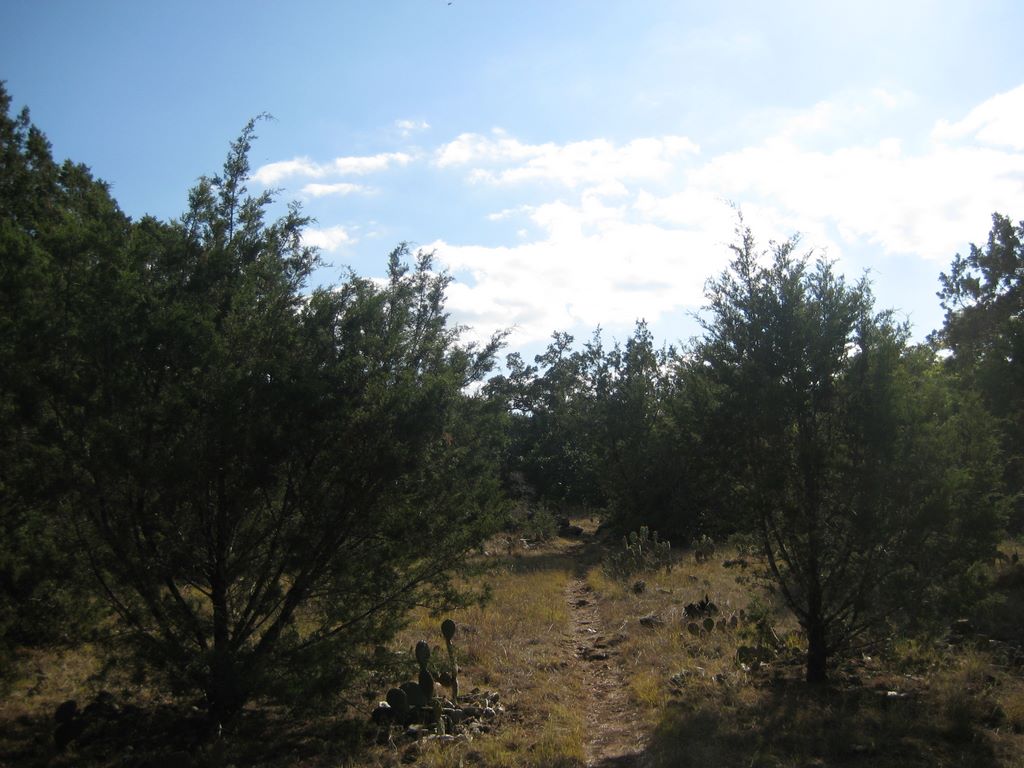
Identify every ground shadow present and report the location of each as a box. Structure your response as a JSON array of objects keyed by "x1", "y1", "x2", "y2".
[{"x1": 638, "y1": 677, "x2": 998, "y2": 768}]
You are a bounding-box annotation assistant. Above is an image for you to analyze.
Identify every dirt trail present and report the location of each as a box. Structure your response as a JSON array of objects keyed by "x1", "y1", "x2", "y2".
[{"x1": 565, "y1": 570, "x2": 647, "y2": 767}]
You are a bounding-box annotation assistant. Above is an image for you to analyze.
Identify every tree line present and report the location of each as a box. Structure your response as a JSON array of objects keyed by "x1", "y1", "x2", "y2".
[{"x1": 1, "y1": 83, "x2": 1021, "y2": 717}]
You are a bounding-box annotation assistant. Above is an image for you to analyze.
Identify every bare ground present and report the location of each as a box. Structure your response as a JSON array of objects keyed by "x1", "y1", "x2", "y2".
[{"x1": 564, "y1": 545, "x2": 648, "y2": 768}]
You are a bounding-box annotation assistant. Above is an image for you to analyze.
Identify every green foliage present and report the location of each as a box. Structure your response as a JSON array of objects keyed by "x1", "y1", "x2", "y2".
[
  {"x1": 695, "y1": 222, "x2": 1006, "y2": 682},
  {"x1": 487, "y1": 332, "x2": 607, "y2": 513},
  {"x1": 485, "y1": 322, "x2": 701, "y2": 540},
  {"x1": 2, "y1": 102, "x2": 505, "y2": 719},
  {"x1": 0, "y1": 83, "x2": 113, "y2": 671},
  {"x1": 602, "y1": 526, "x2": 673, "y2": 580},
  {"x1": 935, "y1": 212, "x2": 1024, "y2": 530}
]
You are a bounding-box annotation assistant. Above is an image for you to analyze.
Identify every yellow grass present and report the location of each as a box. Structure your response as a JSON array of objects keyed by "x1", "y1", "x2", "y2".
[{"x1": 3, "y1": 535, "x2": 1024, "y2": 767}]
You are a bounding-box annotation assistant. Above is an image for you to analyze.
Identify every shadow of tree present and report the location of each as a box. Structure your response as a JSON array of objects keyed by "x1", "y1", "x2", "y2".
[{"x1": 638, "y1": 679, "x2": 998, "y2": 768}]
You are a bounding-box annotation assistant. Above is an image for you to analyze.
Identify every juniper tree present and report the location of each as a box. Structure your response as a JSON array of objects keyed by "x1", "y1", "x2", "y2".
[{"x1": 697, "y1": 225, "x2": 1004, "y2": 682}]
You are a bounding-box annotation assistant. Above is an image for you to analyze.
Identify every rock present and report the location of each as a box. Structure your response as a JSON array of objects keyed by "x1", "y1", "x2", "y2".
[
  {"x1": 632, "y1": 580, "x2": 646, "y2": 594},
  {"x1": 482, "y1": 706, "x2": 497, "y2": 719},
  {"x1": 639, "y1": 613, "x2": 664, "y2": 628}
]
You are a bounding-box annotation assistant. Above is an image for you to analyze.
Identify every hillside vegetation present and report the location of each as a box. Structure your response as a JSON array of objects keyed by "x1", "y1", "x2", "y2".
[{"x1": 2, "y1": 85, "x2": 1023, "y2": 766}]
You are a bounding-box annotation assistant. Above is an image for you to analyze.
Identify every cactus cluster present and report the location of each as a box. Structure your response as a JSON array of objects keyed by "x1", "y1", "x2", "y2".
[
  {"x1": 682, "y1": 594, "x2": 744, "y2": 637},
  {"x1": 441, "y1": 618, "x2": 459, "y2": 704},
  {"x1": 691, "y1": 534, "x2": 716, "y2": 564},
  {"x1": 603, "y1": 526, "x2": 673, "y2": 580},
  {"x1": 372, "y1": 618, "x2": 481, "y2": 739}
]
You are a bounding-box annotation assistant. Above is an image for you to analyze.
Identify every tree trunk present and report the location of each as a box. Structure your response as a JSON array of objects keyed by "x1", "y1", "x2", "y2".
[{"x1": 805, "y1": 617, "x2": 828, "y2": 684}]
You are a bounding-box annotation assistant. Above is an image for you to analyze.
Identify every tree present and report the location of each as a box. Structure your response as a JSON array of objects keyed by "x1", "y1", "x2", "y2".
[
  {"x1": 0, "y1": 83, "x2": 120, "y2": 668},
  {"x1": 936, "y1": 213, "x2": 1024, "y2": 529},
  {"x1": 488, "y1": 331, "x2": 606, "y2": 513},
  {"x1": 698, "y1": 225, "x2": 1004, "y2": 682},
  {"x1": 597, "y1": 321, "x2": 696, "y2": 538},
  {"x1": 31, "y1": 120, "x2": 504, "y2": 720}
]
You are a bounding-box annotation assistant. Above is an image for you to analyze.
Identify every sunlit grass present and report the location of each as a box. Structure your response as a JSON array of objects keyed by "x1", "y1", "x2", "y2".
[
  {"x1": 4, "y1": 535, "x2": 1023, "y2": 767},
  {"x1": 365, "y1": 544, "x2": 585, "y2": 767}
]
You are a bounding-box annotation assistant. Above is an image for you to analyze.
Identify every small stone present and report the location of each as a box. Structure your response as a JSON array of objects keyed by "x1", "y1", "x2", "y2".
[
  {"x1": 639, "y1": 613, "x2": 664, "y2": 628},
  {"x1": 632, "y1": 580, "x2": 646, "y2": 594}
]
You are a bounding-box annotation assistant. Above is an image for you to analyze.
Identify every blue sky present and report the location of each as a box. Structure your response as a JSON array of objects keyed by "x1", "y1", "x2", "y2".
[{"x1": 4, "y1": 1, "x2": 1024, "y2": 358}]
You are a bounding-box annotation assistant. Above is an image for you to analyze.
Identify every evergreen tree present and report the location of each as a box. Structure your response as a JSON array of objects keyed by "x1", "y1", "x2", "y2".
[
  {"x1": 698, "y1": 225, "x2": 1004, "y2": 682},
  {"x1": 3, "y1": 102, "x2": 504, "y2": 719},
  {"x1": 936, "y1": 213, "x2": 1024, "y2": 529}
]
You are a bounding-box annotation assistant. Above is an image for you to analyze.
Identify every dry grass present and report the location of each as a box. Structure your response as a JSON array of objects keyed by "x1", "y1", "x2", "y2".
[
  {"x1": 579, "y1": 538, "x2": 1024, "y2": 768},
  {"x1": 360, "y1": 540, "x2": 587, "y2": 768},
  {"x1": 3, "y1": 533, "x2": 1024, "y2": 767}
]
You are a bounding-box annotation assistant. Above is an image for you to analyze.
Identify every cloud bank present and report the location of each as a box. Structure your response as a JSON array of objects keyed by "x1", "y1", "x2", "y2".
[
  {"x1": 430, "y1": 85, "x2": 1024, "y2": 345},
  {"x1": 261, "y1": 85, "x2": 1024, "y2": 347}
]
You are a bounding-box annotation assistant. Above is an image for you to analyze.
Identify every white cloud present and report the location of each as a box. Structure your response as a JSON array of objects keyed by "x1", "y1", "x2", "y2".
[
  {"x1": 252, "y1": 152, "x2": 413, "y2": 185},
  {"x1": 301, "y1": 182, "x2": 367, "y2": 198},
  {"x1": 396, "y1": 119, "x2": 430, "y2": 137},
  {"x1": 435, "y1": 130, "x2": 699, "y2": 187},
  {"x1": 302, "y1": 225, "x2": 354, "y2": 252},
  {"x1": 932, "y1": 83, "x2": 1024, "y2": 150},
  {"x1": 251, "y1": 157, "x2": 322, "y2": 186},
  {"x1": 278, "y1": 85, "x2": 1024, "y2": 348},
  {"x1": 425, "y1": 86, "x2": 1024, "y2": 346},
  {"x1": 332, "y1": 152, "x2": 413, "y2": 175}
]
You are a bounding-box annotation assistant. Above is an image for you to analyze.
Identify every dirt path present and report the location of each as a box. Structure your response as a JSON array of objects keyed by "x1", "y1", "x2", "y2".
[{"x1": 565, "y1": 574, "x2": 647, "y2": 767}]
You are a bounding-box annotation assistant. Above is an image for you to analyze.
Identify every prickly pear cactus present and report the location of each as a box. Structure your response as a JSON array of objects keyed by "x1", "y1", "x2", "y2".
[
  {"x1": 419, "y1": 667, "x2": 435, "y2": 698},
  {"x1": 415, "y1": 640, "x2": 431, "y2": 667},
  {"x1": 441, "y1": 618, "x2": 456, "y2": 642},
  {"x1": 440, "y1": 618, "x2": 460, "y2": 704},
  {"x1": 400, "y1": 680, "x2": 426, "y2": 710},
  {"x1": 386, "y1": 687, "x2": 409, "y2": 718}
]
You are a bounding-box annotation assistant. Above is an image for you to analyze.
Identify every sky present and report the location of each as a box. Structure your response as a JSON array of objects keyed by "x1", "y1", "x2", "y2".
[{"x1": 3, "y1": 1, "x2": 1024, "y2": 360}]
